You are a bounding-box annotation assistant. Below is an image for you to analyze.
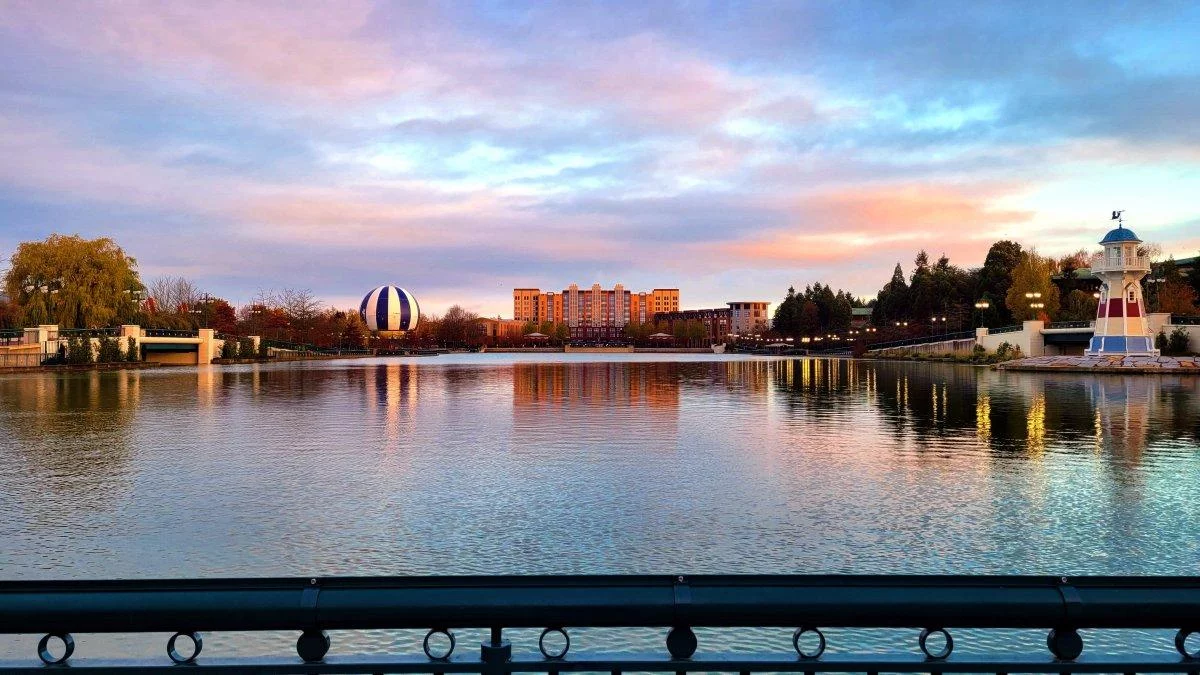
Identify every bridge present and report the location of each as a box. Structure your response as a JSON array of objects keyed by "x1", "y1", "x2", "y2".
[
  {"x1": 0, "y1": 325, "x2": 257, "y2": 367},
  {"x1": 0, "y1": 575, "x2": 1197, "y2": 672},
  {"x1": 867, "y1": 314, "x2": 1199, "y2": 358}
]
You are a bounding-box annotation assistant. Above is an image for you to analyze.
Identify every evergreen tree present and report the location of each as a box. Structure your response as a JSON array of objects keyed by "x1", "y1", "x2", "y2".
[{"x1": 979, "y1": 241, "x2": 1023, "y2": 324}]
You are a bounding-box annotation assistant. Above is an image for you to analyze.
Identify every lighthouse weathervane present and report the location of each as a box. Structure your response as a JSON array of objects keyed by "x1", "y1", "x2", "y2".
[{"x1": 1085, "y1": 210, "x2": 1158, "y2": 356}]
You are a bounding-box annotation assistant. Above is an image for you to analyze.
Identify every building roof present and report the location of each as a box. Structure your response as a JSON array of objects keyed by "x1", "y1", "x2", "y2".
[
  {"x1": 1099, "y1": 226, "x2": 1141, "y2": 245},
  {"x1": 851, "y1": 307, "x2": 873, "y2": 316}
]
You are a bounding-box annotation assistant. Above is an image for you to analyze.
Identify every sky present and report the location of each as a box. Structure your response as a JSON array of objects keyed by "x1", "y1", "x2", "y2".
[{"x1": 1, "y1": 1, "x2": 1198, "y2": 317}]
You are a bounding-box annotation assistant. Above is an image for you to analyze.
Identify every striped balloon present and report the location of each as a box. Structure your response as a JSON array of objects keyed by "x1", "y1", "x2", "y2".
[{"x1": 359, "y1": 286, "x2": 420, "y2": 332}]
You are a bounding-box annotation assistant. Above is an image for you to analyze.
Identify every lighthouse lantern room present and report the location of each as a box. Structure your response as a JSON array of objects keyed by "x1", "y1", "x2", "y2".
[{"x1": 1085, "y1": 211, "x2": 1158, "y2": 357}]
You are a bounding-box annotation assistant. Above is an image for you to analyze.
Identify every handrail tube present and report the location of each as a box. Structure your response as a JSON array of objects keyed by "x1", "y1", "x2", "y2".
[{"x1": 3, "y1": 575, "x2": 1199, "y2": 634}]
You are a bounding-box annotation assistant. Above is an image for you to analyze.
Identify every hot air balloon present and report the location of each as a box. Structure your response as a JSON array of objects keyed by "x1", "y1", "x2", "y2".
[{"x1": 359, "y1": 285, "x2": 420, "y2": 332}]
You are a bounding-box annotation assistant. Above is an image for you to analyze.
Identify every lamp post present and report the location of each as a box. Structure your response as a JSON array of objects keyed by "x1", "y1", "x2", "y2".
[{"x1": 973, "y1": 299, "x2": 990, "y2": 328}]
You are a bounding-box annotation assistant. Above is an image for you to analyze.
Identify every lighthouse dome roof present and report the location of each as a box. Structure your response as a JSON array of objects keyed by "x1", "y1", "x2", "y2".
[{"x1": 1100, "y1": 226, "x2": 1141, "y2": 245}]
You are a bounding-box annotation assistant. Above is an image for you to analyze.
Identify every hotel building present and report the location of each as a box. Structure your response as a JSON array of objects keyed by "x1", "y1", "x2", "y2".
[
  {"x1": 655, "y1": 301, "x2": 771, "y2": 344},
  {"x1": 514, "y1": 285, "x2": 680, "y2": 339}
]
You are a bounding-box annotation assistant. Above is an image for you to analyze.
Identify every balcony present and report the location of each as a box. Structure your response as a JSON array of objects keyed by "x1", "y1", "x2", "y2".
[
  {"x1": 1090, "y1": 253, "x2": 1150, "y2": 273},
  {"x1": 1, "y1": 575, "x2": 1199, "y2": 672}
]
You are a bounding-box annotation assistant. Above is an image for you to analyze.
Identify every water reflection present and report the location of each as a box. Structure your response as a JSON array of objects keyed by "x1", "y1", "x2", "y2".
[{"x1": 1, "y1": 355, "x2": 1198, "y2": 583}]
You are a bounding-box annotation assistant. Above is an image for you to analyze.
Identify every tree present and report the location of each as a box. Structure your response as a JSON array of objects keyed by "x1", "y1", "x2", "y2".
[
  {"x1": 1156, "y1": 281, "x2": 1197, "y2": 315},
  {"x1": 872, "y1": 263, "x2": 910, "y2": 326},
  {"x1": 979, "y1": 240, "x2": 1023, "y2": 324},
  {"x1": 798, "y1": 301, "x2": 820, "y2": 335},
  {"x1": 1147, "y1": 257, "x2": 1197, "y2": 315},
  {"x1": 437, "y1": 305, "x2": 479, "y2": 347},
  {"x1": 208, "y1": 298, "x2": 238, "y2": 334},
  {"x1": 1189, "y1": 252, "x2": 1200, "y2": 302},
  {"x1": 278, "y1": 288, "x2": 321, "y2": 342},
  {"x1": 4, "y1": 234, "x2": 143, "y2": 328},
  {"x1": 773, "y1": 286, "x2": 800, "y2": 337},
  {"x1": 1005, "y1": 250, "x2": 1061, "y2": 322},
  {"x1": 1059, "y1": 289, "x2": 1098, "y2": 322},
  {"x1": 147, "y1": 275, "x2": 200, "y2": 315},
  {"x1": 0, "y1": 296, "x2": 16, "y2": 329}
]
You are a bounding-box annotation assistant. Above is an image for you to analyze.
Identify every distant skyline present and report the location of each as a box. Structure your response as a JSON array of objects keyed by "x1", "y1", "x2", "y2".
[{"x1": 1, "y1": 1, "x2": 1198, "y2": 316}]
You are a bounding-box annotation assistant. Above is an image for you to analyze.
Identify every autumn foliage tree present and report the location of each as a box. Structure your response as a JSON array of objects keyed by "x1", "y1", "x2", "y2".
[
  {"x1": 4, "y1": 234, "x2": 143, "y2": 328},
  {"x1": 1005, "y1": 250, "x2": 1061, "y2": 322}
]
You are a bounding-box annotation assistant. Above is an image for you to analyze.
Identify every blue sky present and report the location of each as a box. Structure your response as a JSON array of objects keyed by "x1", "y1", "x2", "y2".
[{"x1": 1, "y1": 0, "x2": 1197, "y2": 315}]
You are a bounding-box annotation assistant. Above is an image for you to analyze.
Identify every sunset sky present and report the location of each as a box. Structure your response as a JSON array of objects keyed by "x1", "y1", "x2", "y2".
[{"x1": 1, "y1": 1, "x2": 1198, "y2": 316}]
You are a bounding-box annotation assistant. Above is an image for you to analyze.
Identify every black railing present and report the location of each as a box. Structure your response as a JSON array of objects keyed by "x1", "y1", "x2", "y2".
[
  {"x1": 57, "y1": 327, "x2": 119, "y2": 337},
  {"x1": 1046, "y1": 321, "x2": 1092, "y2": 329},
  {"x1": 143, "y1": 329, "x2": 198, "y2": 338},
  {"x1": 1172, "y1": 315, "x2": 1200, "y2": 325},
  {"x1": 865, "y1": 330, "x2": 975, "y2": 351},
  {"x1": 988, "y1": 324, "x2": 1024, "y2": 335},
  {"x1": 1, "y1": 575, "x2": 1198, "y2": 672}
]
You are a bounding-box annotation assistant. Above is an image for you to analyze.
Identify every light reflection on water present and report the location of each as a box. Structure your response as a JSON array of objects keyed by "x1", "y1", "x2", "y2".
[{"x1": 1, "y1": 354, "x2": 1198, "y2": 660}]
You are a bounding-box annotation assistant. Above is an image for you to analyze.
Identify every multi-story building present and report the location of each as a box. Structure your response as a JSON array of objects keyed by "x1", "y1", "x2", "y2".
[
  {"x1": 514, "y1": 285, "x2": 679, "y2": 340},
  {"x1": 726, "y1": 301, "x2": 771, "y2": 335},
  {"x1": 652, "y1": 301, "x2": 771, "y2": 344},
  {"x1": 653, "y1": 307, "x2": 732, "y2": 344},
  {"x1": 474, "y1": 317, "x2": 528, "y2": 345}
]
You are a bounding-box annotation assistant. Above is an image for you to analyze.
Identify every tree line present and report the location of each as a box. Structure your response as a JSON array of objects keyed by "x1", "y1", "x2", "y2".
[{"x1": 771, "y1": 239, "x2": 1198, "y2": 340}]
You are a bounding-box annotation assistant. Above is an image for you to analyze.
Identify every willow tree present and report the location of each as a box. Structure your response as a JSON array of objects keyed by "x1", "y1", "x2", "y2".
[{"x1": 3, "y1": 234, "x2": 143, "y2": 328}]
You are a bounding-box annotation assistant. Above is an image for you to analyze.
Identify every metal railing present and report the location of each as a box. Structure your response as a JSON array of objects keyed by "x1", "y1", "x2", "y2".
[
  {"x1": 1045, "y1": 321, "x2": 1092, "y2": 329},
  {"x1": 2, "y1": 575, "x2": 1197, "y2": 672},
  {"x1": 1172, "y1": 315, "x2": 1200, "y2": 326},
  {"x1": 988, "y1": 324, "x2": 1024, "y2": 335},
  {"x1": 865, "y1": 330, "x2": 975, "y2": 351},
  {"x1": 57, "y1": 327, "x2": 119, "y2": 337},
  {"x1": 1090, "y1": 253, "x2": 1151, "y2": 273},
  {"x1": 142, "y1": 329, "x2": 198, "y2": 338}
]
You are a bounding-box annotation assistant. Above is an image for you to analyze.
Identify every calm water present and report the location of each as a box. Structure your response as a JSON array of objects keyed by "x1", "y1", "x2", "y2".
[{"x1": 1, "y1": 354, "x2": 1199, "y2": 661}]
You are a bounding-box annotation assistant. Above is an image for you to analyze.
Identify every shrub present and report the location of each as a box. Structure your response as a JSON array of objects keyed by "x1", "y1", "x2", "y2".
[
  {"x1": 994, "y1": 342, "x2": 1024, "y2": 361},
  {"x1": 1167, "y1": 326, "x2": 1191, "y2": 355},
  {"x1": 972, "y1": 344, "x2": 987, "y2": 358},
  {"x1": 97, "y1": 336, "x2": 122, "y2": 363},
  {"x1": 1155, "y1": 330, "x2": 1169, "y2": 351},
  {"x1": 239, "y1": 338, "x2": 254, "y2": 358},
  {"x1": 68, "y1": 335, "x2": 94, "y2": 364},
  {"x1": 127, "y1": 337, "x2": 139, "y2": 361},
  {"x1": 257, "y1": 340, "x2": 269, "y2": 358},
  {"x1": 221, "y1": 339, "x2": 237, "y2": 359}
]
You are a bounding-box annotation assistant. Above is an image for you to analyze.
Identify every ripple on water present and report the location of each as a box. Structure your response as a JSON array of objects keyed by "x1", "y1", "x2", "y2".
[{"x1": 0, "y1": 355, "x2": 1198, "y2": 659}]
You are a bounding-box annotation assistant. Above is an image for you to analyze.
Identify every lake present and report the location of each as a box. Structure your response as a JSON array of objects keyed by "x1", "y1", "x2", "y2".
[{"x1": 1, "y1": 354, "x2": 1198, "y2": 660}]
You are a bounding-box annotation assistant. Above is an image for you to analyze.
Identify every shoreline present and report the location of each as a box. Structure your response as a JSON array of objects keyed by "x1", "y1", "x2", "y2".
[
  {"x1": 0, "y1": 361, "x2": 163, "y2": 375},
  {"x1": 997, "y1": 355, "x2": 1200, "y2": 374}
]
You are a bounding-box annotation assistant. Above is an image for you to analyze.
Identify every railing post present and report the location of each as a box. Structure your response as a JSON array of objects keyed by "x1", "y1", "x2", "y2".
[{"x1": 481, "y1": 626, "x2": 511, "y2": 673}]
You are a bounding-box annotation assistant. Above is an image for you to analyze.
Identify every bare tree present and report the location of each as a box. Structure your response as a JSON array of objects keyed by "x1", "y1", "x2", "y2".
[
  {"x1": 278, "y1": 288, "x2": 322, "y2": 342},
  {"x1": 147, "y1": 275, "x2": 200, "y2": 313}
]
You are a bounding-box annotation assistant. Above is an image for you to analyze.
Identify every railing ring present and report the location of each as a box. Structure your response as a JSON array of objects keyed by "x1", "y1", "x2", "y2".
[
  {"x1": 792, "y1": 626, "x2": 826, "y2": 659},
  {"x1": 666, "y1": 625, "x2": 697, "y2": 659},
  {"x1": 919, "y1": 627, "x2": 953, "y2": 660},
  {"x1": 423, "y1": 628, "x2": 456, "y2": 661},
  {"x1": 167, "y1": 631, "x2": 203, "y2": 663},
  {"x1": 37, "y1": 633, "x2": 75, "y2": 665},
  {"x1": 1046, "y1": 627, "x2": 1083, "y2": 661},
  {"x1": 1177, "y1": 628, "x2": 1199, "y2": 660},
  {"x1": 539, "y1": 627, "x2": 571, "y2": 660}
]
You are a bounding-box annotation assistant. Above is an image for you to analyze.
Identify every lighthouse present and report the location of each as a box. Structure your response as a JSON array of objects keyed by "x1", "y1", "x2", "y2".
[{"x1": 1085, "y1": 212, "x2": 1158, "y2": 356}]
